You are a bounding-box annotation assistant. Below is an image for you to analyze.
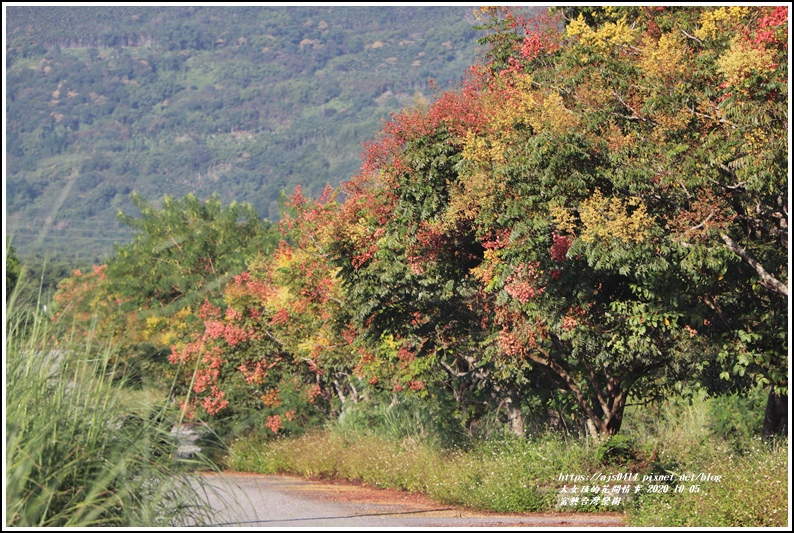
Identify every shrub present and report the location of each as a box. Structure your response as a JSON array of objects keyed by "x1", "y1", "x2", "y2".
[
  {"x1": 594, "y1": 434, "x2": 639, "y2": 465},
  {"x1": 225, "y1": 392, "x2": 786, "y2": 525}
]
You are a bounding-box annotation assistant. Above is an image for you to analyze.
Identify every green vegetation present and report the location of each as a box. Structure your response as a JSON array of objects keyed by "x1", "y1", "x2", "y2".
[
  {"x1": 7, "y1": 6, "x2": 788, "y2": 527},
  {"x1": 224, "y1": 394, "x2": 787, "y2": 526},
  {"x1": 49, "y1": 192, "x2": 280, "y2": 389},
  {"x1": 5, "y1": 244, "x2": 22, "y2": 300},
  {"x1": 5, "y1": 288, "x2": 217, "y2": 526},
  {"x1": 121, "y1": 4, "x2": 783, "y2": 442}
]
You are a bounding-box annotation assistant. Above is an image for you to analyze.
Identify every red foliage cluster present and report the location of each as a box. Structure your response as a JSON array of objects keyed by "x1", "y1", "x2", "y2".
[
  {"x1": 361, "y1": 132, "x2": 405, "y2": 178},
  {"x1": 288, "y1": 185, "x2": 307, "y2": 210},
  {"x1": 342, "y1": 323, "x2": 358, "y2": 345},
  {"x1": 410, "y1": 311, "x2": 429, "y2": 327},
  {"x1": 425, "y1": 82, "x2": 488, "y2": 139},
  {"x1": 408, "y1": 380, "x2": 425, "y2": 391},
  {"x1": 504, "y1": 262, "x2": 545, "y2": 303},
  {"x1": 170, "y1": 341, "x2": 229, "y2": 417},
  {"x1": 265, "y1": 414, "x2": 283, "y2": 434},
  {"x1": 413, "y1": 222, "x2": 448, "y2": 260},
  {"x1": 238, "y1": 360, "x2": 271, "y2": 385},
  {"x1": 494, "y1": 304, "x2": 543, "y2": 360},
  {"x1": 204, "y1": 319, "x2": 251, "y2": 346},
  {"x1": 178, "y1": 399, "x2": 196, "y2": 420},
  {"x1": 550, "y1": 233, "x2": 572, "y2": 262},
  {"x1": 518, "y1": 14, "x2": 562, "y2": 63},
  {"x1": 199, "y1": 299, "x2": 221, "y2": 319},
  {"x1": 758, "y1": 5, "x2": 788, "y2": 30},
  {"x1": 202, "y1": 387, "x2": 228, "y2": 415},
  {"x1": 92, "y1": 264, "x2": 107, "y2": 281},
  {"x1": 351, "y1": 226, "x2": 385, "y2": 269},
  {"x1": 169, "y1": 339, "x2": 203, "y2": 365},
  {"x1": 194, "y1": 365, "x2": 220, "y2": 393},
  {"x1": 498, "y1": 330, "x2": 528, "y2": 358},
  {"x1": 360, "y1": 74, "x2": 486, "y2": 184},
  {"x1": 269, "y1": 308, "x2": 289, "y2": 327},
  {"x1": 752, "y1": 6, "x2": 788, "y2": 48},
  {"x1": 406, "y1": 254, "x2": 425, "y2": 275},
  {"x1": 397, "y1": 345, "x2": 415, "y2": 363},
  {"x1": 481, "y1": 228, "x2": 511, "y2": 250},
  {"x1": 561, "y1": 305, "x2": 588, "y2": 332},
  {"x1": 308, "y1": 384, "x2": 323, "y2": 403}
]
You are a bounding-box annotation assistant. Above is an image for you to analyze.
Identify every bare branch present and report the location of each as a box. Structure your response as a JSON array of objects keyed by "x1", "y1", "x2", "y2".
[
  {"x1": 721, "y1": 233, "x2": 788, "y2": 296},
  {"x1": 679, "y1": 28, "x2": 703, "y2": 45},
  {"x1": 440, "y1": 360, "x2": 467, "y2": 378},
  {"x1": 687, "y1": 213, "x2": 713, "y2": 233},
  {"x1": 687, "y1": 105, "x2": 733, "y2": 125},
  {"x1": 332, "y1": 379, "x2": 346, "y2": 403},
  {"x1": 264, "y1": 330, "x2": 284, "y2": 345}
]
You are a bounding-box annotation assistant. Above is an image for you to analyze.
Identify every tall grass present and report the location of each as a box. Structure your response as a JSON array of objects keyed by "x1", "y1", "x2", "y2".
[
  {"x1": 621, "y1": 394, "x2": 789, "y2": 526},
  {"x1": 5, "y1": 290, "x2": 217, "y2": 527}
]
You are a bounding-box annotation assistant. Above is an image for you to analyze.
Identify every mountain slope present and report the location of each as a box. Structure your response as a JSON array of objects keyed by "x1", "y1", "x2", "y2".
[{"x1": 5, "y1": 6, "x2": 496, "y2": 261}]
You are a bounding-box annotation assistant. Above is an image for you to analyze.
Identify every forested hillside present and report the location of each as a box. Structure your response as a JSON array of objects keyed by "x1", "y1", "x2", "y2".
[{"x1": 5, "y1": 5, "x2": 505, "y2": 261}]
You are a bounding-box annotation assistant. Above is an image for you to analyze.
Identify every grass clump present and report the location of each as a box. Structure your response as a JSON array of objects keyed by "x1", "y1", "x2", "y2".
[
  {"x1": 226, "y1": 429, "x2": 594, "y2": 513},
  {"x1": 5, "y1": 298, "x2": 217, "y2": 527}
]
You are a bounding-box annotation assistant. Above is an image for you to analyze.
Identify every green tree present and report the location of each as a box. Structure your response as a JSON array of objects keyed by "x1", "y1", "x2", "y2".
[
  {"x1": 110, "y1": 192, "x2": 277, "y2": 310},
  {"x1": 52, "y1": 192, "x2": 280, "y2": 384},
  {"x1": 6, "y1": 244, "x2": 22, "y2": 301},
  {"x1": 323, "y1": 5, "x2": 788, "y2": 438}
]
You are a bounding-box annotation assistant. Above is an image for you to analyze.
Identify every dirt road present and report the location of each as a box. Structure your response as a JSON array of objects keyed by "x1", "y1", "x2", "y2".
[{"x1": 192, "y1": 472, "x2": 625, "y2": 527}]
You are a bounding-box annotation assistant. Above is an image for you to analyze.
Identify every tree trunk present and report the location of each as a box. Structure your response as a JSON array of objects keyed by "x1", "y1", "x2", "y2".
[
  {"x1": 603, "y1": 394, "x2": 626, "y2": 436},
  {"x1": 762, "y1": 388, "x2": 788, "y2": 439},
  {"x1": 584, "y1": 394, "x2": 626, "y2": 439},
  {"x1": 505, "y1": 396, "x2": 525, "y2": 437}
]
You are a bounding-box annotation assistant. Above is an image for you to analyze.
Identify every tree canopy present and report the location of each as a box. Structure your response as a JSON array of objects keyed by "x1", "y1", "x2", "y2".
[{"x1": 51, "y1": 6, "x2": 788, "y2": 438}]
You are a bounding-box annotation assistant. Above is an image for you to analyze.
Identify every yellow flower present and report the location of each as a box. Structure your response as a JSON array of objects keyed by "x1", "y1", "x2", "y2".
[
  {"x1": 567, "y1": 14, "x2": 637, "y2": 52},
  {"x1": 694, "y1": 6, "x2": 749, "y2": 40},
  {"x1": 579, "y1": 190, "x2": 652, "y2": 244}
]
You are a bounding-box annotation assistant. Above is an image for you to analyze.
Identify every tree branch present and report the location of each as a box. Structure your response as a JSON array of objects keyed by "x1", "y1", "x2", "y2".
[
  {"x1": 527, "y1": 345, "x2": 603, "y2": 434},
  {"x1": 332, "y1": 379, "x2": 346, "y2": 403},
  {"x1": 687, "y1": 213, "x2": 713, "y2": 233},
  {"x1": 611, "y1": 90, "x2": 647, "y2": 122},
  {"x1": 440, "y1": 359, "x2": 467, "y2": 378},
  {"x1": 721, "y1": 233, "x2": 788, "y2": 296},
  {"x1": 679, "y1": 28, "x2": 703, "y2": 45},
  {"x1": 550, "y1": 331, "x2": 609, "y2": 416}
]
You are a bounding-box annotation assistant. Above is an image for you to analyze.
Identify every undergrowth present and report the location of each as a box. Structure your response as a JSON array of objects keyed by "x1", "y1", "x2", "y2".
[{"x1": 224, "y1": 392, "x2": 788, "y2": 526}]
